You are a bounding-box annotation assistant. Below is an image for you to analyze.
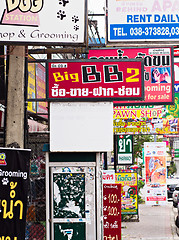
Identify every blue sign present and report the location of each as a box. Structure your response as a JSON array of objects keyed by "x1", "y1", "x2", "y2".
[{"x1": 110, "y1": 23, "x2": 179, "y2": 41}]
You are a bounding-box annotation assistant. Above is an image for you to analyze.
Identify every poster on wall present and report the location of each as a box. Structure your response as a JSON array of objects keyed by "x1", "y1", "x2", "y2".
[
  {"x1": 0, "y1": 148, "x2": 31, "y2": 239},
  {"x1": 115, "y1": 172, "x2": 138, "y2": 215},
  {"x1": 0, "y1": 0, "x2": 87, "y2": 44},
  {"x1": 88, "y1": 47, "x2": 174, "y2": 105},
  {"x1": 107, "y1": 0, "x2": 179, "y2": 43},
  {"x1": 47, "y1": 59, "x2": 144, "y2": 101},
  {"x1": 144, "y1": 142, "x2": 167, "y2": 205}
]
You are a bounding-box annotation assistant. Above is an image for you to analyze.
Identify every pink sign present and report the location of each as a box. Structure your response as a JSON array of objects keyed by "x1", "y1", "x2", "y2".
[
  {"x1": 88, "y1": 47, "x2": 174, "y2": 105},
  {"x1": 1, "y1": 9, "x2": 40, "y2": 26},
  {"x1": 47, "y1": 60, "x2": 144, "y2": 101}
]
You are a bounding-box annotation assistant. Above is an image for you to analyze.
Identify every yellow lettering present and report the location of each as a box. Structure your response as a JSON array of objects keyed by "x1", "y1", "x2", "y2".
[
  {"x1": 53, "y1": 72, "x2": 64, "y2": 82},
  {"x1": 6, "y1": 0, "x2": 19, "y2": 12},
  {"x1": 70, "y1": 73, "x2": 79, "y2": 82},
  {"x1": 30, "y1": 0, "x2": 43, "y2": 13},
  {"x1": 126, "y1": 68, "x2": 139, "y2": 82},
  {"x1": 2, "y1": 200, "x2": 14, "y2": 219},
  {"x1": 10, "y1": 182, "x2": 17, "y2": 190},
  {"x1": 14, "y1": 200, "x2": 23, "y2": 219}
]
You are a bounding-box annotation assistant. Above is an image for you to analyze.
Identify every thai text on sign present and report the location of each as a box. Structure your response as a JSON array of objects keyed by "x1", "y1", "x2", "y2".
[
  {"x1": 47, "y1": 59, "x2": 144, "y2": 101},
  {"x1": 103, "y1": 184, "x2": 121, "y2": 240}
]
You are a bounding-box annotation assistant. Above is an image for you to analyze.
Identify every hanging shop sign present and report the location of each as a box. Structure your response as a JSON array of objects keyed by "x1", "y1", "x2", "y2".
[
  {"x1": 88, "y1": 47, "x2": 174, "y2": 105},
  {"x1": 115, "y1": 172, "x2": 138, "y2": 215},
  {"x1": 0, "y1": 148, "x2": 31, "y2": 240},
  {"x1": 103, "y1": 184, "x2": 121, "y2": 240},
  {"x1": 107, "y1": 0, "x2": 179, "y2": 43},
  {"x1": 47, "y1": 59, "x2": 144, "y2": 101},
  {"x1": 117, "y1": 135, "x2": 133, "y2": 165},
  {"x1": 0, "y1": 0, "x2": 87, "y2": 45},
  {"x1": 144, "y1": 142, "x2": 167, "y2": 206}
]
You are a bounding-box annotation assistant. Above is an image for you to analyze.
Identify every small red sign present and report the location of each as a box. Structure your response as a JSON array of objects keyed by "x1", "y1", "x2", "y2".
[
  {"x1": 47, "y1": 60, "x2": 144, "y2": 101},
  {"x1": 103, "y1": 184, "x2": 121, "y2": 240},
  {"x1": 174, "y1": 49, "x2": 179, "y2": 57}
]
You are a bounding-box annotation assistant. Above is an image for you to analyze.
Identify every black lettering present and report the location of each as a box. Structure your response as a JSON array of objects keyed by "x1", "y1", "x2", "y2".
[
  {"x1": 104, "y1": 65, "x2": 123, "y2": 82},
  {"x1": 153, "y1": 56, "x2": 161, "y2": 66},
  {"x1": 144, "y1": 56, "x2": 152, "y2": 67},
  {"x1": 82, "y1": 65, "x2": 101, "y2": 83},
  {"x1": 162, "y1": 56, "x2": 170, "y2": 66}
]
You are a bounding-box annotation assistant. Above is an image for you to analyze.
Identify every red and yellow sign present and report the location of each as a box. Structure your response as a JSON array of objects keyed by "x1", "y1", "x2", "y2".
[{"x1": 47, "y1": 60, "x2": 144, "y2": 101}]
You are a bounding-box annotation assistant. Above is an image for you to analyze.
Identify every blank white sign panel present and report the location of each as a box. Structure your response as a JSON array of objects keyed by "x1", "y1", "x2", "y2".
[{"x1": 50, "y1": 102, "x2": 113, "y2": 152}]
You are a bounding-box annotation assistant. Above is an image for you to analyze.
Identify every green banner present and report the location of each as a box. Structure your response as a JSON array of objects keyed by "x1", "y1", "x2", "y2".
[{"x1": 117, "y1": 135, "x2": 133, "y2": 165}]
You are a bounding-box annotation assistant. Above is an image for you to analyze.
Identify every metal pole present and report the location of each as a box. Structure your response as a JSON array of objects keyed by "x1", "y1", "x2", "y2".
[{"x1": 114, "y1": 134, "x2": 117, "y2": 173}]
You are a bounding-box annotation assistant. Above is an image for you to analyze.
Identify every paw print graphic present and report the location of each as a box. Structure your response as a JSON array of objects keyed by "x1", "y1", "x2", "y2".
[
  {"x1": 72, "y1": 15, "x2": 79, "y2": 23},
  {"x1": 57, "y1": 10, "x2": 66, "y2": 20},
  {"x1": 2, "y1": 178, "x2": 9, "y2": 185},
  {"x1": 59, "y1": 0, "x2": 69, "y2": 7},
  {"x1": 74, "y1": 25, "x2": 79, "y2": 31}
]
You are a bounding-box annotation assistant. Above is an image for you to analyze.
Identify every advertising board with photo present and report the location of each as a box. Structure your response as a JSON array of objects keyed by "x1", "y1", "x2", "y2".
[
  {"x1": 88, "y1": 47, "x2": 174, "y2": 105},
  {"x1": 115, "y1": 172, "x2": 138, "y2": 215},
  {"x1": 144, "y1": 142, "x2": 167, "y2": 205}
]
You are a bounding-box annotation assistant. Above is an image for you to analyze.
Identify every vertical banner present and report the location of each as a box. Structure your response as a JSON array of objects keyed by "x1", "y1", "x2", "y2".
[
  {"x1": 115, "y1": 172, "x2": 138, "y2": 215},
  {"x1": 144, "y1": 142, "x2": 167, "y2": 205},
  {"x1": 117, "y1": 135, "x2": 133, "y2": 165},
  {"x1": 0, "y1": 148, "x2": 31, "y2": 239},
  {"x1": 0, "y1": 46, "x2": 5, "y2": 101},
  {"x1": 27, "y1": 62, "x2": 36, "y2": 113},
  {"x1": 103, "y1": 184, "x2": 121, "y2": 240}
]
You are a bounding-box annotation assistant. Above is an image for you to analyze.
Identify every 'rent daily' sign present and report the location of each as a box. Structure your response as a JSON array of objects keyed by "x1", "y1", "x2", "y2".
[{"x1": 107, "y1": 0, "x2": 179, "y2": 43}]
